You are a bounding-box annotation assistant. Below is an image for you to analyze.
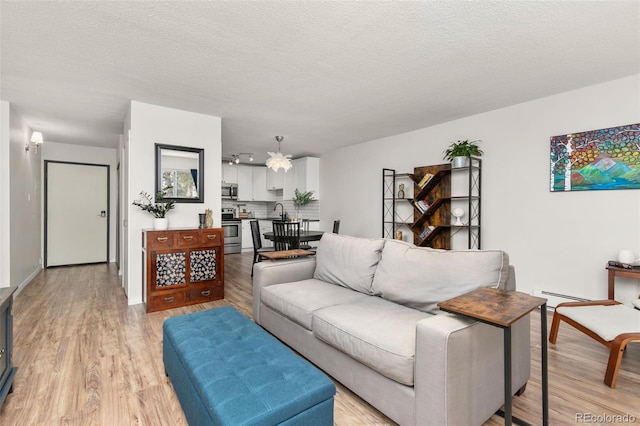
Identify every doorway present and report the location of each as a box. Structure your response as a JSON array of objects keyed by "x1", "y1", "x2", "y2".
[{"x1": 45, "y1": 161, "x2": 109, "y2": 267}]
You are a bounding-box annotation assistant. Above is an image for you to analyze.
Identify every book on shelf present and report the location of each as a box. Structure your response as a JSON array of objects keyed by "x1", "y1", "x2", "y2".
[
  {"x1": 417, "y1": 173, "x2": 434, "y2": 188},
  {"x1": 419, "y1": 225, "x2": 435, "y2": 239},
  {"x1": 413, "y1": 199, "x2": 430, "y2": 213}
]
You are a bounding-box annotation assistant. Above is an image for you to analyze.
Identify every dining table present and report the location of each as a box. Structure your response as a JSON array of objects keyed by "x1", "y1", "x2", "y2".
[{"x1": 263, "y1": 230, "x2": 324, "y2": 243}]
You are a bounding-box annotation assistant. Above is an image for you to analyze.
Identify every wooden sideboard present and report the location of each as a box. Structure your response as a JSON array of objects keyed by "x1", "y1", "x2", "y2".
[
  {"x1": 0, "y1": 287, "x2": 16, "y2": 408},
  {"x1": 143, "y1": 228, "x2": 224, "y2": 313}
]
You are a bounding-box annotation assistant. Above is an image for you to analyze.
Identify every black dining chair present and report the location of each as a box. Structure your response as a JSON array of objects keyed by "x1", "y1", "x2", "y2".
[
  {"x1": 299, "y1": 219, "x2": 312, "y2": 250},
  {"x1": 333, "y1": 220, "x2": 340, "y2": 234},
  {"x1": 250, "y1": 220, "x2": 274, "y2": 277},
  {"x1": 272, "y1": 221, "x2": 300, "y2": 251}
]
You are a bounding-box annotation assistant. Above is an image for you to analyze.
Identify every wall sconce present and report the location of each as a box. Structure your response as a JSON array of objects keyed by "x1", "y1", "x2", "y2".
[{"x1": 26, "y1": 131, "x2": 44, "y2": 153}]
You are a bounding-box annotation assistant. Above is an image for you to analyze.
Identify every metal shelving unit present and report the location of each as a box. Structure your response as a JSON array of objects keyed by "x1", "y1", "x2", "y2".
[{"x1": 382, "y1": 158, "x2": 481, "y2": 249}]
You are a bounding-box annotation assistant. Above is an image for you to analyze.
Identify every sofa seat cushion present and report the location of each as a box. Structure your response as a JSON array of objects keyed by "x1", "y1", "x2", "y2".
[
  {"x1": 312, "y1": 297, "x2": 432, "y2": 386},
  {"x1": 314, "y1": 233, "x2": 385, "y2": 294},
  {"x1": 372, "y1": 240, "x2": 510, "y2": 314},
  {"x1": 261, "y1": 279, "x2": 371, "y2": 330}
]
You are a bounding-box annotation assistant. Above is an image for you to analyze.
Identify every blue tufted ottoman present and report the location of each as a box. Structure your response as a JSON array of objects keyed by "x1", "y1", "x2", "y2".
[{"x1": 163, "y1": 306, "x2": 336, "y2": 425}]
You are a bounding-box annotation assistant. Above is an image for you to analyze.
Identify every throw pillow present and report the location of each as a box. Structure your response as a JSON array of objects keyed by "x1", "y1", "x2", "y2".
[
  {"x1": 372, "y1": 240, "x2": 510, "y2": 314},
  {"x1": 314, "y1": 233, "x2": 385, "y2": 294}
]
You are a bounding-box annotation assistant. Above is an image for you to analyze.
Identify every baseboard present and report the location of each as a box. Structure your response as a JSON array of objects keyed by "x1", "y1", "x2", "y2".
[{"x1": 15, "y1": 266, "x2": 42, "y2": 297}]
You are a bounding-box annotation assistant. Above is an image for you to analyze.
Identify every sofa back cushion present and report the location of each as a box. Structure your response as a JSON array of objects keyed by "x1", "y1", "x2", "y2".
[
  {"x1": 372, "y1": 240, "x2": 510, "y2": 314},
  {"x1": 313, "y1": 233, "x2": 385, "y2": 294}
]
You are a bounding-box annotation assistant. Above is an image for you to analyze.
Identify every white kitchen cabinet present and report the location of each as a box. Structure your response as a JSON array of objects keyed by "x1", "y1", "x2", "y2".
[
  {"x1": 259, "y1": 220, "x2": 272, "y2": 248},
  {"x1": 283, "y1": 157, "x2": 320, "y2": 200},
  {"x1": 241, "y1": 220, "x2": 253, "y2": 251},
  {"x1": 266, "y1": 168, "x2": 284, "y2": 190},
  {"x1": 236, "y1": 165, "x2": 253, "y2": 201},
  {"x1": 237, "y1": 166, "x2": 276, "y2": 202},
  {"x1": 222, "y1": 163, "x2": 238, "y2": 184},
  {"x1": 252, "y1": 167, "x2": 276, "y2": 201}
]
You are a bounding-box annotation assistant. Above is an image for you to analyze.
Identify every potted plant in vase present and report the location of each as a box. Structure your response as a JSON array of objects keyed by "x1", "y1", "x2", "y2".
[
  {"x1": 292, "y1": 188, "x2": 314, "y2": 221},
  {"x1": 443, "y1": 139, "x2": 483, "y2": 168},
  {"x1": 132, "y1": 187, "x2": 175, "y2": 230}
]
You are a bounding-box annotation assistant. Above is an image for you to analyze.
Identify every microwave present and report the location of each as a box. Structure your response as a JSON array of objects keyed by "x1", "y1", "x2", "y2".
[{"x1": 222, "y1": 183, "x2": 238, "y2": 200}]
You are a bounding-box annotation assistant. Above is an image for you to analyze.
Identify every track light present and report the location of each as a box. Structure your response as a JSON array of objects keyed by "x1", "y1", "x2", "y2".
[{"x1": 227, "y1": 153, "x2": 254, "y2": 165}]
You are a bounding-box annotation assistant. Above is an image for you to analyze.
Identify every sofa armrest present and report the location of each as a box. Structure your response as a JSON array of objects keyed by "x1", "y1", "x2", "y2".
[
  {"x1": 504, "y1": 265, "x2": 516, "y2": 291},
  {"x1": 252, "y1": 257, "x2": 317, "y2": 323},
  {"x1": 414, "y1": 312, "x2": 530, "y2": 426}
]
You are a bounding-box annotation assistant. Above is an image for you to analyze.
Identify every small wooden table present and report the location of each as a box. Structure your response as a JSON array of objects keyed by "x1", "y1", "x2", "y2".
[
  {"x1": 438, "y1": 287, "x2": 548, "y2": 426},
  {"x1": 259, "y1": 249, "x2": 316, "y2": 261},
  {"x1": 606, "y1": 264, "x2": 640, "y2": 300}
]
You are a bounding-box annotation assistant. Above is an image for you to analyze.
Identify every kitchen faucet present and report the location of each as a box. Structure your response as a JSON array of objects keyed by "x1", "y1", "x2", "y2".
[{"x1": 274, "y1": 203, "x2": 286, "y2": 221}]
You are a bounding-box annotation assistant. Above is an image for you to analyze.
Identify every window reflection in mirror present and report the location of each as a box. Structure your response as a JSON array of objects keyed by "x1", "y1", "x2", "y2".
[{"x1": 155, "y1": 144, "x2": 204, "y2": 203}]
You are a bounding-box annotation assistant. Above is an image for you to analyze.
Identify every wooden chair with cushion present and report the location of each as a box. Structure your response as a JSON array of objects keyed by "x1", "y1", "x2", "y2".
[
  {"x1": 272, "y1": 221, "x2": 300, "y2": 251},
  {"x1": 250, "y1": 220, "x2": 273, "y2": 277},
  {"x1": 549, "y1": 299, "x2": 640, "y2": 387}
]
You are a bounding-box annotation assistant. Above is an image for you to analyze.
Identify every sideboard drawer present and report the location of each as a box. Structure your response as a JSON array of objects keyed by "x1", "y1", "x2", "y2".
[
  {"x1": 188, "y1": 285, "x2": 223, "y2": 304},
  {"x1": 148, "y1": 291, "x2": 187, "y2": 312},
  {"x1": 176, "y1": 230, "x2": 202, "y2": 248},
  {"x1": 147, "y1": 233, "x2": 176, "y2": 250},
  {"x1": 200, "y1": 230, "x2": 222, "y2": 246}
]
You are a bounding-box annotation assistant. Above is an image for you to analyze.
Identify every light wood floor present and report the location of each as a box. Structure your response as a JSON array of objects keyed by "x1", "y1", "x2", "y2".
[{"x1": 0, "y1": 253, "x2": 638, "y2": 425}]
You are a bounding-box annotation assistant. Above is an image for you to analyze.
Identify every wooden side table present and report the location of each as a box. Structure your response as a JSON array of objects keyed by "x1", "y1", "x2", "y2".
[
  {"x1": 259, "y1": 249, "x2": 315, "y2": 261},
  {"x1": 438, "y1": 287, "x2": 548, "y2": 426},
  {"x1": 606, "y1": 264, "x2": 640, "y2": 300}
]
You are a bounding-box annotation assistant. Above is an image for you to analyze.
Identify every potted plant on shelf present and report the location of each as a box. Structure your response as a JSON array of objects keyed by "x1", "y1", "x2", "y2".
[
  {"x1": 132, "y1": 187, "x2": 175, "y2": 230},
  {"x1": 443, "y1": 139, "x2": 483, "y2": 168},
  {"x1": 292, "y1": 188, "x2": 314, "y2": 221}
]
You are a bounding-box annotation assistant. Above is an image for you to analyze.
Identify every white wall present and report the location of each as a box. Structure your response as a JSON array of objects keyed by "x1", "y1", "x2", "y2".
[
  {"x1": 321, "y1": 75, "x2": 640, "y2": 305},
  {"x1": 0, "y1": 102, "x2": 11, "y2": 288},
  {"x1": 7, "y1": 104, "x2": 42, "y2": 291},
  {"x1": 126, "y1": 101, "x2": 222, "y2": 305},
  {"x1": 42, "y1": 142, "x2": 118, "y2": 264}
]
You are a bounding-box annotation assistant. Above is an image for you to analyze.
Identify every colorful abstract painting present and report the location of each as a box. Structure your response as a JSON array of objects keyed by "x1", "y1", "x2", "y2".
[{"x1": 550, "y1": 123, "x2": 640, "y2": 192}]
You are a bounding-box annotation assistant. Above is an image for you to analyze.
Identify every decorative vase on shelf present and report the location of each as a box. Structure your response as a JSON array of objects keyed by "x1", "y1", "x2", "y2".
[
  {"x1": 154, "y1": 218, "x2": 169, "y2": 230},
  {"x1": 452, "y1": 208, "x2": 464, "y2": 226},
  {"x1": 452, "y1": 156, "x2": 470, "y2": 168}
]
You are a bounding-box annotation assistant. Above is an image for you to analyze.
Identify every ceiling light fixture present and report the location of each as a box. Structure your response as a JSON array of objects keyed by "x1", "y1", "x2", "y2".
[
  {"x1": 26, "y1": 131, "x2": 44, "y2": 153},
  {"x1": 227, "y1": 153, "x2": 254, "y2": 165},
  {"x1": 266, "y1": 136, "x2": 292, "y2": 172}
]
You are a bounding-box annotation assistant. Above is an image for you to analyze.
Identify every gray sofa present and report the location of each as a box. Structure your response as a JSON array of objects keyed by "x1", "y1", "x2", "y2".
[{"x1": 252, "y1": 233, "x2": 530, "y2": 426}]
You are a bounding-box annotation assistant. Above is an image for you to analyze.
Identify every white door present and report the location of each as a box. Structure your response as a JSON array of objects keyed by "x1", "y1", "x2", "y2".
[{"x1": 46, "y1": 161, "x2": 109, "y2": 267}]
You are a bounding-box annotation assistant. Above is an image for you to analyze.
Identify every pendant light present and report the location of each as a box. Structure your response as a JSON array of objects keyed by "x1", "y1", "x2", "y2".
[{"x1": 266, "y1": 136, "x2": 293, "y2": 172}]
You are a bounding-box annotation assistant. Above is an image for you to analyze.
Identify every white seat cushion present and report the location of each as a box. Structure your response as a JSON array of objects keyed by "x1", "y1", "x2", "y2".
[
  {"x1": 557, "y1": 304, "x2": 640, "y2": 342},
  {"x1": 260, "y1": 279, "x2": 371, "y2": 330},
  {"x1": 312, "y1": 297, "x2": 432, "y2": 386}
]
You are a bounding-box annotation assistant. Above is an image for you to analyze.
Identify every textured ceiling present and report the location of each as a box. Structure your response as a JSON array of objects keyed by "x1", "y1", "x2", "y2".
[{"x1": 1, "y1": 1, "x2": 639, "y2": 163}]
